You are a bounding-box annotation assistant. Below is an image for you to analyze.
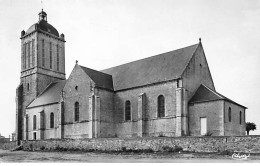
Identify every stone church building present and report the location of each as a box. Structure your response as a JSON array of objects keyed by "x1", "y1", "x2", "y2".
[{"x1": 16, "y1": 10, "x2": 246, "y2": 142}]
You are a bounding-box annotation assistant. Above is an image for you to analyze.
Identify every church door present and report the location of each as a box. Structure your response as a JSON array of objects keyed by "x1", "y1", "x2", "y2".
[{"x1": 200, "y1": 117, "x2": 207, "y2": 135}]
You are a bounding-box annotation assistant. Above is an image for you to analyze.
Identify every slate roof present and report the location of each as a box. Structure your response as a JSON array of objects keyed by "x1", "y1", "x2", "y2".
[
  {"x1": 80, "y1": 65, "x2": 114, "y2": 91},
  {"x1": 101, "y1": 43, "x2": 199, "y2": 91},
  {"x1": 189, "y1": 84, "x2": 247, "y2": 109},
  {"x1": 27, "y1": 80, "x2": 66, "y2": 108},
  {"x1": 26, "y1": 19, "x2": 59, "y2": 37}
]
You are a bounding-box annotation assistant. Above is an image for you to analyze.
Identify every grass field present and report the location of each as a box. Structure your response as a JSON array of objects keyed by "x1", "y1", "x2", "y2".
[{"x1": 0, "y1": 149, "x2": 260, "y2": 163}]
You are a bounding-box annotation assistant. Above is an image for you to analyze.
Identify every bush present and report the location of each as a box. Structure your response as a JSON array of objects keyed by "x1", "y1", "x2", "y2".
[
  {"x1": 161, "y1": 145, "x2": 183, "y2": 152},
  {"x1": 203, "y1": 131, "x2": 213, "y2": 136},
  {"x1": 219, "y1": 149, "x2": 234, "y2": 155},
  {"x1": 0, "y1": 142, "x2": 17, "y2": 150}
]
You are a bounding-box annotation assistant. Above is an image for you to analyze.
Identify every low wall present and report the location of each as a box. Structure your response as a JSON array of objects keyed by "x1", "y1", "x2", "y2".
[
  {"x1": 21, "y1": 136, "x2": 260, "y2": 153},
  {"x1": 0, "y1": 141, "x2": 17, "y2": 150}
]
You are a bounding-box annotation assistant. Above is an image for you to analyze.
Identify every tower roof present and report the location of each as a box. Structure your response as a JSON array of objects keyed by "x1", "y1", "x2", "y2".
[{"x1": 25, "y1": 10, "x2": 59, "y2": 37}]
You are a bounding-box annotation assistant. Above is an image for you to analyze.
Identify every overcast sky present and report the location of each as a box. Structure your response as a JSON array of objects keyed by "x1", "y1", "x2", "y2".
[{"x1": 0, "y1": 0, "x2": 259, "y2": 138}]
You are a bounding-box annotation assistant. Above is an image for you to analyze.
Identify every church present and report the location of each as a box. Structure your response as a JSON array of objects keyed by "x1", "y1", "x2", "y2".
[{"x1": 16, "y1": 10, "x2": 246, "y2": 142}]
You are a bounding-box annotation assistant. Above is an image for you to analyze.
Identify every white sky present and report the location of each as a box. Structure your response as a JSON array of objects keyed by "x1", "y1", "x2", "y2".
[{"x1": 0, "y1": 0, "x2": 259, "y2": 138}]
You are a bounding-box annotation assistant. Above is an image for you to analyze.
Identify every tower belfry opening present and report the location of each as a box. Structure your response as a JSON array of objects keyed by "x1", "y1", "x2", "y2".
[{"x1": 39, "y1": 9, "x2": 47, "y2": 21}]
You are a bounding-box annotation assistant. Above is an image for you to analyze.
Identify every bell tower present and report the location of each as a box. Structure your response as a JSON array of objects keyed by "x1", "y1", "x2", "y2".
[{"x1": 16, "y1": 10, "x2": 66, "y2": 144}]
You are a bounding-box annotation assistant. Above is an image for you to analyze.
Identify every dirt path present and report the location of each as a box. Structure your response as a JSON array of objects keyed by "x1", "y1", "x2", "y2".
[{"x1": 0, "y1": 150, "x2": 259, "y2": 163}]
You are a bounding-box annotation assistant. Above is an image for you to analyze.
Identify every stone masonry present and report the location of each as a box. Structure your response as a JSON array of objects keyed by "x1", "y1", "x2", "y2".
[{"x1": 16, "y1": 10, "x2": 247, "y2": 143}]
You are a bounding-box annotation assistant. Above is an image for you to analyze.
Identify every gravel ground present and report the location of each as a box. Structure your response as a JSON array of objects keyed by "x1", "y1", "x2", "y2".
[{"x1": 0, "y1": 150, "x2": 260, "y2": 163}]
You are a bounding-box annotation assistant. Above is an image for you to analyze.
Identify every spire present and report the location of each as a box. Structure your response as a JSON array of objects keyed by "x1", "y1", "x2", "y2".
[
  {"x1": 199, "y1": 38, "x2": 201, "y2": 43},
  {"x1": 41, "y1": 0, "x2": 43, "y2": 10}
]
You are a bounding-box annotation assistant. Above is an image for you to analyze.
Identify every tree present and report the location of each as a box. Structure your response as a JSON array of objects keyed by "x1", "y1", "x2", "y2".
[{"x1": 246, "y1": 122, "x2": 256, "y2": 135}]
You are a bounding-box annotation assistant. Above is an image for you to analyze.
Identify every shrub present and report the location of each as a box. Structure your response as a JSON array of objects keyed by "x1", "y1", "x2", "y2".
[
  {"x1": 161, "y1": 145, "x2": 183, "y2": 152},
  {"x1": 203, "y1": 131, "x2": 213, "y2": 136}
]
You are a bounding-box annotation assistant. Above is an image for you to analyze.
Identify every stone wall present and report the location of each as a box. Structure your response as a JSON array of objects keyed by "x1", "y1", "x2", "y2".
[
  {"x1": 97, "y1": 88, "x2": 115, "y2": 138},
  {"x1": 189, "y1": 100, "x2": 224, "y2": 136},
  {"x1": 114, "y1": 81, "x2": 177, "y2": 137},
  {"x1": 182, "y1": 43, "x2": 215, "y2": 100},
  {"x1": 63, "y1": 65, "x2": 92, "y2": 138},
  {"x1": 0, "y1": 142, "x2": 17, "y2": 150},
  {"x1": 26, "y1": 103, "x2": 61, "y2": 140},
  {"x1": 37, "y1": 32, "x2": 66, "y2": 74},
  {"x1": 21, "y1": 136, "x2": 260, "y2": 153},
  {"x1": 224, "y1": 101, "x2": 246, "y2": 136}
]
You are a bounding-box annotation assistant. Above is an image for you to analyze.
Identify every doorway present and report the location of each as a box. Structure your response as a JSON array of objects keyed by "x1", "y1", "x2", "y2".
[
  {"x1": 33, "y1": 132, "x2": 37, "y2": 140},
  {"x1": 200, "y1": 117, "x2": 207, "y2": 135}
]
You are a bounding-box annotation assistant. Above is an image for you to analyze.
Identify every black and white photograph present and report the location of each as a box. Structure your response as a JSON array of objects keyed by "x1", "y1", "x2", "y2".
[{"x1": 0, "y1": 0, "x2": 260, "y2": 163}]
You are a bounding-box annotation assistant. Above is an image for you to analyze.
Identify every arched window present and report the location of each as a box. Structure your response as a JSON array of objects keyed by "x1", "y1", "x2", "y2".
[
  {"x1": 50, "y1": 112, "x2": 54, "y2": 128},
  {"x1": 33, "y1": 115, "x2": 36, "y2": 130},
  {"x1": 74, "y1": 102, "x2": 79, "y2": 121},
  {"x1": 125, "y1": 100, "x2": 131, "y2": 121},
  {"x1": 27, "y1": 83, "x2": 30, "y2": 91},
  {"x1": 158, "y1": 95, "x2": 165, "y2": 118},
  {"x1": 228, "y1": 107, "x2": 231, "y2": 122},
  {"x1": 240, "y1": 111, "x2": 242, "y2": 124}
]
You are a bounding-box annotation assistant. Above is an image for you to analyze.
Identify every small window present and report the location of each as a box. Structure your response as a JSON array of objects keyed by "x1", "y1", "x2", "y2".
[
  {"x1": 33, "y1": 115, "x2": 37, "y2": 130},
  {"x1": 200, "y1": 64, "x2": 202, "y2": 67},
  {"x1": 27, "y1": 83, "x2": 30, "y2": 91},
  {"x1": 50, "y1": 112, "x2": 54, "y2": 128},
  {"x1": 228, "y1": 107, "x2": 231, "y2": 122},
  {"x1": 125, "y1": 100, "x2": 131, "y2": 121},
  {"x1": 158, "y1": 95, "x2": 165, "y2": 118},
  {"x1": 74, "y1": 102, "x2": 79, "y2": 121},
  {"x1": 75, "y1": 86, "x2": 78, "y2": 90},
  {"x1": 240, "y1": 111, "x2": 242, "y2": 124}
]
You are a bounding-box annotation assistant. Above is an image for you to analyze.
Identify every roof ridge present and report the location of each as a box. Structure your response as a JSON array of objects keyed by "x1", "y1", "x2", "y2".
[
  {"x1": 79, "y1": 65, "x2": 114, "y2": 91},
  {"x1": 101, "y1": 43, "x2": 199, "y2": 72},
  {"x1": 27, "y1": 81, "x2": 66, "y2": 108},
  {"x1": 201, "y1": 84, "x2": 224, "y2": 99},
  {"x1": 38, "y1": 82, "x2": 57, "y2": 97},
  {"x1": 190, "y1": 84, "x2": 247, "y2": 109},
  {"x1": 79, "y1": 65, "x2": 112, "y2": 76},
  {"x1": 26, "y1": 82, "x2": 55, "y2": 108}
]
